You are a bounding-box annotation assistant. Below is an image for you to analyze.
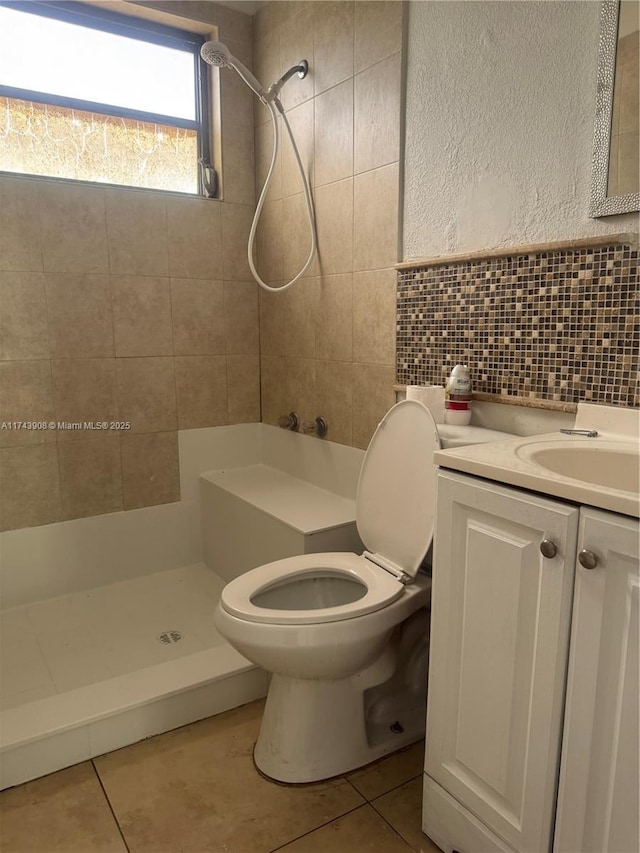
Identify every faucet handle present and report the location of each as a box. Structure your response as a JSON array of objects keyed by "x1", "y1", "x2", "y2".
[
  {"x1": 278, "y1": 412, "x2": 299, "y2": 431},
  {"x1": 302, "y1": 416, "x2": 328, "y2": 438}
]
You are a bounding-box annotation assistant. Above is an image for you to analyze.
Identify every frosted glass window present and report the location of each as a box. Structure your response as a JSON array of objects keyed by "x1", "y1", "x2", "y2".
[
  {"x1": 0, "y1": 3, "x2": 211, "y2": 195},
  {"x1": 1, "y1": 98, "x2": 199, "y2": 194}
]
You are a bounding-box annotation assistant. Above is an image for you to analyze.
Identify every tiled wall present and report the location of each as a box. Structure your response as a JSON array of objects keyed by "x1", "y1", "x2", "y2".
[
  {"x1": 0, "y1": 5, "x2": 258, "y2": 533},
  {"x1": 253, "y1": 0, "x2": 404, "y2": 449},
  {"x1": 397, "y1": 242, "x2": 640, "y2": 408}
]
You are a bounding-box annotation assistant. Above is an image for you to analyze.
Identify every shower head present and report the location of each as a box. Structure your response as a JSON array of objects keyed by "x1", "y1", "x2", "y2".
[
  {"x1": 200, "y1": 41, "x2": 231, "y2": 68},
  {"x1": 200, "y1": 40, "x2": 267, "y2": 101}
]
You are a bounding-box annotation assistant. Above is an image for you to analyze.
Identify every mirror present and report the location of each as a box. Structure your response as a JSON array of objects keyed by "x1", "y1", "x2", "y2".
[{"x1": 590, "y1": 0, "x2": 639, "y2": 217}]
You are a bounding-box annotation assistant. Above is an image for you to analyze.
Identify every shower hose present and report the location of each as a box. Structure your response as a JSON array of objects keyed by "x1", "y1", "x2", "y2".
[{"x1": 248, "y1": 99, "x2": 317, "y2": 293}]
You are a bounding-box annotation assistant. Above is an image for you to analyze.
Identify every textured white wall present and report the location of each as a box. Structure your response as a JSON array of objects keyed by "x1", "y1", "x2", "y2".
[{"x1": 402, "y1": 1, "x2": 638, "y2": 259}]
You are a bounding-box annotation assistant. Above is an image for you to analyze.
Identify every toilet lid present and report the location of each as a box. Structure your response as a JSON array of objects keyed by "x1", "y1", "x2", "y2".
[{"x1": 356, "y1": 400, "x2": 440, "y2": 579}]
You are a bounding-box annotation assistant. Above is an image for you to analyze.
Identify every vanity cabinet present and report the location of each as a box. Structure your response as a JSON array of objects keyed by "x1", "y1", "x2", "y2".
[
  {"x1": 424, "y1": 471, "x2": 579, "y2": 853},
  {"x1": 423, "y1": 471, "x2": 640, "y2": 853},
  {"x1": 554, "y1": 507, "x2": 639, "y2": 853}
]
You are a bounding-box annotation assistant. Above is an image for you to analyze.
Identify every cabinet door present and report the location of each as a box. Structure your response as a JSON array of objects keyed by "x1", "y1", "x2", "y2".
[
  {"x1": 554, "y1": 508, "x2": 639, "y2": 853},
  {"x1": 425, "y1": 471, "x2": 578, "y2": 853}
]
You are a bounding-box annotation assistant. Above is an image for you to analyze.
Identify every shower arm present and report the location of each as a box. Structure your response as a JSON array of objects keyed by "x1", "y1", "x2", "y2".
[{"x1": 265, "y1": 61, "x2": 308, "y2": 102}]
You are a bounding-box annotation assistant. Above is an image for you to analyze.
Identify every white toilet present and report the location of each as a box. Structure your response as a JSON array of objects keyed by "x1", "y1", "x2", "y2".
[{"x1": 214, "y1": 399, "x2": 445, "y2": 783}]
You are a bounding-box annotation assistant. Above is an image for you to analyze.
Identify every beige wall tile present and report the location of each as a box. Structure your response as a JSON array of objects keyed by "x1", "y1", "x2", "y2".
[
  {"x1": 313, "y1": 1, "x2": 354, "y2": 95},
  {"x1": 171, "y1": 278, "x2": 226, "y2": 356},
  {"x1": 254, "y1": 33, "x2": 283, "y2": 127},
  {"x1": 0, "y1": 444, "x2": 61, "y2": 532},
  {"x1": 227, "y1": 354, "x2": 260, "y2": 423},
  {"x1": 52, "y1": 359, "x2": 118, "y2": 442},
  {"x1": 255, "y1": 199, "x2": 284, "y2": 283},
  {"x1": 0, "y1": 762, "x2": 127, "y2": 853},
  {"x1": 0, "y1": 361, "x2": 55, "y2": 447},
  {"x1": 316, "y1": 360, "x2": 353, "y2": 447},
  {"x1": 259, "y1": 288, "x2": 287, "y2": 356},
  {"x1": 353, "y1": 164, "x2": 399, "y2": 271},
  {"x1": 355, "y1": 0, "x2": 404, "y2": 74},
  {"x1": 116, "y1": 357, "x2": 177, "y2": 434},
  {"x1": 255, "y1": 120, "x2": 283, "y2": 201},
  {"x1": 105, "y1": 189, "x2": 169, "y2": 277},
  {"x1": 166, "y1": 197, "x2": 223, "y2": 280},
  {"x1": 175, "y1": 355, "x2": 228, "y2": 429},
  {"x1": 215, "y1": 6, "x2": 253, "y2": 46},
  {"x1": 111, "y1": 276, "x2": 173, "y2": 357},
  {"x1": 260, "y1": 354, "x2": 287, "y2": 425},
  {"x1": 222, "y1": 204, "x2": 254, "y2": 281},
  {"x1": 255, "y1": 2, "x2": 288, "y2": 45},
  {"x1": 352, "y1": 363, "x2": 395, "y2": 449},
  {"x1": 315, "y1": 273, "x2": 353, "y2": 362},
  {"x1": 355, "y1": 52, "x2": 402, "y2": 174},
  {"x1": 281, "y1": 100, "x2": 314, "y2": 198},
  {"x1": 45, "y1": 273, "x2": 114, "y2": 358},
  {"x1": 221, "y1": 121, "x2": 256, "y2": 206},
  {"x1": 120, "y1": 431, "x2": 180, "y2": 511},
  {"x1": 282, "y1": 193, "x2": 318, "y2": 281},
  {"x1": 353, "y1": 268, "x2": 397, "y2": 365},
  {"x1": 224, "y1": 281, "x2": 259, "y2": 355},
  {"x1": 58, "y1": 437, "x2": 123, "y2": 520},
  {"x1": 283, "y1": 277, "x2": 318, "y2": 358},
  {"x1": 38, "y1": 182, "x2": 108, "y2": 274},
  {"x1": 279, "y1": 5, "x2": 315, "y2": 111},
  {"x1": 220, "y1": 48, "x2": 255, "y2": 135},
  {"x1": 314, "y1": 79, "x2": 353, "y2": 188},
  {"x1": 315, "y1": 178, "x2": 354, "y2": 275},
  {"x1": 0, "y1": 271, "x2": 49, "y2": 360},
  {"x1": 0, "y1": 177, "x2": 43, "y2": 272},
  {"x1": 286, "y1": 357, "x2": 316, "y2": 424}
]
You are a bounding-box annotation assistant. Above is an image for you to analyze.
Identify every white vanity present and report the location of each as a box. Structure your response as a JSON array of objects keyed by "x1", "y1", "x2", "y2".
[{"x1": 423, "y1": 403, "x2": 639, "y2": 853}]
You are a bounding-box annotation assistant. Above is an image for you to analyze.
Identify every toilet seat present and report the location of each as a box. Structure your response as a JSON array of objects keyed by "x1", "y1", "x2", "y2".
[
  {"x1": 220, "y1": 400, "x2": 441, "y2": 628},
  {"x1": 220, "y1": 552, "x2": 405, "y2": 625}
]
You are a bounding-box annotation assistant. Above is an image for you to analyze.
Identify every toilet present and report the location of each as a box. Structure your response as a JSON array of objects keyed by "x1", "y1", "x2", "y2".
[{"x1": 214, "y1": 399, "x2": 446, "y2": 783}]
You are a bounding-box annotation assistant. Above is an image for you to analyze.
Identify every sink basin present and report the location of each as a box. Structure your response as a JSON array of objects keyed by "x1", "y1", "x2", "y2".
[{"x1": 516, "y1": 442, "x2": 640, "y2": 493}]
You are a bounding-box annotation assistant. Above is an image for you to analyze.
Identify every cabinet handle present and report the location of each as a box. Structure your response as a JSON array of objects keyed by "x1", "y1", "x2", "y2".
[
  {"x1": 578, "y1": 549, "x2": 599, "y2": 570},
  {"x1": 540, "y1": 539, "x2": 558, "y2": 559}
]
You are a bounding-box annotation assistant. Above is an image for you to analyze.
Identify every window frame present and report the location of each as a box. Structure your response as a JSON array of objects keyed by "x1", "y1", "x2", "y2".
[{"x1": 0, "y1": 0, "x2": 213, "y2": 196}]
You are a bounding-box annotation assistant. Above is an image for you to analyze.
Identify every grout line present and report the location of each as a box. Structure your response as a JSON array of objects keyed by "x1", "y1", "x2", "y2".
[
  {"x1": 90, "y1": 760, "x2": 131, "y2": 853},
  {"x1": 368, "y1": 772, "x2": 423, "y2": 805},
  {"x1": 369, "y1": 797, "x2": 419, "y2": 852},
  {"x1": 267, "y1": 798, "x2": 367, "y2": 853}
]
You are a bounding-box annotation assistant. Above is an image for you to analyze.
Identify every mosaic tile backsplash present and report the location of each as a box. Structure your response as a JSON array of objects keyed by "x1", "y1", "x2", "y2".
[{"x1": 397, "y1": 242, "x2": 639, "y2": 408}]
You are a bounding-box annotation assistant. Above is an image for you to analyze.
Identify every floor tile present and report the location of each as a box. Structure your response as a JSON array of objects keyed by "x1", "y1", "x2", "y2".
[
  {"x1": 346, "y1": 739, "x2": 425, "y2": 801},
  {"x1": 274, "y1": 803, "x2": 414, "y2": 852},
  {"x1": 0, "y1": 761, "x2": 126, "y2": 852},
  {"x1": 94, "y1": 700, "x2": 365, "y2": 853},
  {"x1": 372, "y1": 777, "x2": 442, "y2": 852}
]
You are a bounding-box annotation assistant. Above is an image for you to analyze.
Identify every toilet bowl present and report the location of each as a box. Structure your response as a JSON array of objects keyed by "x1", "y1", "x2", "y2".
[{"x1": 214, "y1": 400, "x2": 441, "y2": 783}]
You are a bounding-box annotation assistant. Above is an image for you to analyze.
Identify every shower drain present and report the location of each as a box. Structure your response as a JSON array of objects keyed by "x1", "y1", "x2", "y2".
[{"x1": 157, "y1": 630, "x2": 183, "y2": 645}]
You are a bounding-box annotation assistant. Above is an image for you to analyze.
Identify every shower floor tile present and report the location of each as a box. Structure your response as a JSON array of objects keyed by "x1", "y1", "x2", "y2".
[{"x1": 0, "y1": 563, "x2": 226, "y2": 710}]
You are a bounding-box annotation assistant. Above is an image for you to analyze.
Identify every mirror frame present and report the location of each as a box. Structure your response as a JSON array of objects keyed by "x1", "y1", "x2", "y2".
[{"x1": 590, "y1": 0, "x2": 640, "y2": 217}]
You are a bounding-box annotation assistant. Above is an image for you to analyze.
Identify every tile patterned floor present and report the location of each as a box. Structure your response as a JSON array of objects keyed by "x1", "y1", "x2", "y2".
[{"x1": 0, "y1": 700, "x2": 442, "y2": 853}]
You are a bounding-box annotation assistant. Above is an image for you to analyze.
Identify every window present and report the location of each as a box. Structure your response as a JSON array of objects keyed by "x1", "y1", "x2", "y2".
[{"x1": 0, "y1": 1, "x2": 212, "y2": 194}]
